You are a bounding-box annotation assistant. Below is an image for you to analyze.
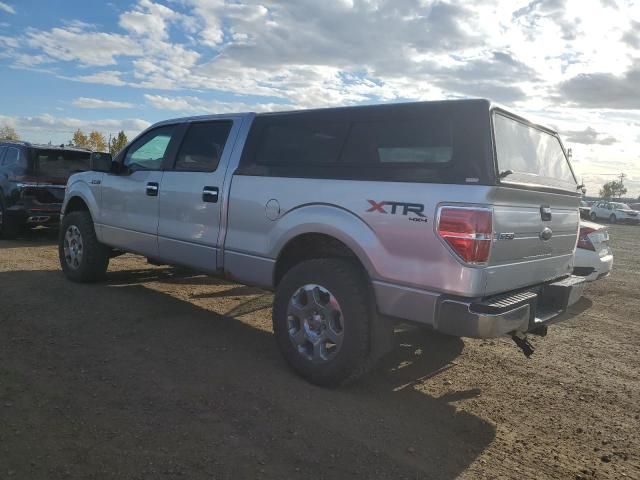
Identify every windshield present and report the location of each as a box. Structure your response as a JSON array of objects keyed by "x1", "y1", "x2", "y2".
[
  {"x1": 34, "y1": 149, "x2": 91, "y2": 182},
  {"x1": 493, "y1": 112, "x2": 577, "y2": 191}
]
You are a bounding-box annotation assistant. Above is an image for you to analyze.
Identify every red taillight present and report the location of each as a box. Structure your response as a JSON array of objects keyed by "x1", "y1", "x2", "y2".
[
  {"x1": 437, "y1": 207, "x2": 493, "y2": 264},
  {"x1": 577, "y1": 226, "x2": 596, "y2": 251}
]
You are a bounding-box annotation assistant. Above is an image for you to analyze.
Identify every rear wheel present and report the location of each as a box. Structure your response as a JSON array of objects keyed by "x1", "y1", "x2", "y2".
[
  {"x1": 589, "y1": 212, "x2": 597, "y2": 221},
  {"x1": 609, "y1": 214, "x2": 617, "y2": 224},
  {"x1": 59, "y1": 211, "x2": 110, "y2": 282},
  {"x1": 273, "y1": 258, "x2": 373, "y2": 386}
]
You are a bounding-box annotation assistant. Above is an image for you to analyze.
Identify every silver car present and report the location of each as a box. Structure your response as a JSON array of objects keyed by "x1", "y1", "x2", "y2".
[{"x1": 58, "y1": 99, "x2": 586, "y2": 385}]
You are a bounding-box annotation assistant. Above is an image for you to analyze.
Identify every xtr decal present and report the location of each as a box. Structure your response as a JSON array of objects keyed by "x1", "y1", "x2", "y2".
[{"x1": 366, "y1": 200, "x2": 428, "y2": 223}]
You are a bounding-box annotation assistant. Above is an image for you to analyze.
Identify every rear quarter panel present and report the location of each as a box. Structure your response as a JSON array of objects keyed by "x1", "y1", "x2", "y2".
[{"x1": 224, "y1": 176, "x2": 493, "y2": 296}]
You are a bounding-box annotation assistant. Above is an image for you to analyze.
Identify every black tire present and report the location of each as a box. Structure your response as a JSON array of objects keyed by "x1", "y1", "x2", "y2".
[
  {"x1": 589, "y1": 212, "x2": 597, "y2": 221},
  {"x1": 0, "y1": 197, "x2": 20, "y2": 239},
  {"x1": 59, "y1": 211, "x2": 110, "y2": 282},
  {"x1": 609, "y1": 214, "x2": 617, "y2": 224},
  {"x1": 273, "y1": 258, "x2": 373, "y2": 386}
]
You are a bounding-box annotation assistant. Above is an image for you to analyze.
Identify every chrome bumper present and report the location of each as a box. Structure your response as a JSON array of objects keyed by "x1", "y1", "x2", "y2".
[{"x1": 435, "y1": 275, "x2": 586, "y2": 338}]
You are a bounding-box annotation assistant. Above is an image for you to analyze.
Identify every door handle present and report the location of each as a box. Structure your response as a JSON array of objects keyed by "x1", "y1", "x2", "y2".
[
  {"x1": 146, "y1": 182, "x2": 159, "y2": 197},
  {"x1": 202, "y1": 186, "x2": 219, "y2": 203}
]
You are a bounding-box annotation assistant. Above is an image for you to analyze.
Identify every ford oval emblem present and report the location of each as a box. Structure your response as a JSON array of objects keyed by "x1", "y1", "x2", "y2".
[{"x1": 539, "y1": 227, "x2": 553, "y2": 241}]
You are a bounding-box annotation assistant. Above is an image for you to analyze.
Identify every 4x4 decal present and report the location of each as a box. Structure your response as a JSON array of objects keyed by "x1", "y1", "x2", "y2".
[{"x1": 366, "y1": 200, "x2": 428, "y2": 222}]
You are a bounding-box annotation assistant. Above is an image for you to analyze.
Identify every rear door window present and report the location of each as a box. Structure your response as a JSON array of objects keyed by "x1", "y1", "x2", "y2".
[{"x1": 174, "y1": 121, "x2": 232, "y2": 172}]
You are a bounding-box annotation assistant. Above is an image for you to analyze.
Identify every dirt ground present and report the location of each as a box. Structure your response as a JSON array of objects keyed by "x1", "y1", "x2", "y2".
[{"x1": 1, "y1": 225, "x2": 638, "y2": 480}]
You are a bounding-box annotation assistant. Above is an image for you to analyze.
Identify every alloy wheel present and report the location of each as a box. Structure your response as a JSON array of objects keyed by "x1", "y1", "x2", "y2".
[
  {"x1": 286, "y1": 284, "x2": 345, "y2": 364},
  {"x1": 63, "y1": 225, "x2": 84, "y2": 270}
]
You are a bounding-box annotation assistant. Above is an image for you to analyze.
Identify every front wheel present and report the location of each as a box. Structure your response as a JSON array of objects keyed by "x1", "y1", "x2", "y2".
[
  {"x1": 273, "y1": 258, "x2": 373, "y2": 386},
  {"x1": 59, "y1": 211, "x2": 110, "y2": 282},
  {"x1": 589, "y1": 212, "x2": 597, "y2": 221},
  {"x1": 609, "y1": 214, "x2": 617, "y2": 224}
]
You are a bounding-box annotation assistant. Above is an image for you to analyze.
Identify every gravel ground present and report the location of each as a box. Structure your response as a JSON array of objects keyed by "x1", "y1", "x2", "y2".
[{"x1": 0, "y1": 225, "x2": 638, "y2": 479}]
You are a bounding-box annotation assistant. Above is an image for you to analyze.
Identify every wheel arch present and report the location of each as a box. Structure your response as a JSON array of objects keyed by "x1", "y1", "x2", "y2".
[
  {"x1": 269, "y1": 205, "x2": 383, "y2": 288},
  {"x1": 62, "y1": 182, "x2": 99, "y2": 222}
]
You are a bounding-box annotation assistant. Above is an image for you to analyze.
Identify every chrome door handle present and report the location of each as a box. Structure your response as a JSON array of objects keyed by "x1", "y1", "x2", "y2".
[
  {"x1": 202, "y1": 186, "x2": 219, "y2": 203},
  {"x1": 146, "y1": 182, "x2": 159, "y2": 197}
]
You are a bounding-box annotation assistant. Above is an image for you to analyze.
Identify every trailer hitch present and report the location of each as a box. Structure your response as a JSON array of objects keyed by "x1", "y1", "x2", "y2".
[{"x1": 511, "y1": 332, "x2": 535, "y2": 358}]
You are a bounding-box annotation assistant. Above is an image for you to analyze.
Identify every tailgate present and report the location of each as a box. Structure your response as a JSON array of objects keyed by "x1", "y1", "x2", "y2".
[
  {"x1": 485, "y1": 187, "x2": 579, "y2": 294},
  {"x1": 21, "y1": 184, "x2": 66, "y2": 204}
]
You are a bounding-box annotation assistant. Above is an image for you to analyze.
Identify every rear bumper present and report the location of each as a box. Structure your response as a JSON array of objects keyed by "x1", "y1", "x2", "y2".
[
  {"x1": 434, "y1": 275, "x2": 586, "y2": 338},
  {"x1": 574, "y1": 251, "x2": 613, "y2": 282},
  {"x1": 6, "y1": 204, "x2": 61, "y2": 227}
]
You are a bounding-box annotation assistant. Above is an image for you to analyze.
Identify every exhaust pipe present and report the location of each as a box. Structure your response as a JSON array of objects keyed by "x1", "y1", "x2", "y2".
[{"x1": 27, "y1": 216, "x2": 51, "y2": 224}]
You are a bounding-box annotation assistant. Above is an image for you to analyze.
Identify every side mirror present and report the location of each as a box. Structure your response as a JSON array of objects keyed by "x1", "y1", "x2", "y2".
[{"x1": 89, "y1": 152, "x2": 113, "y2": 172}]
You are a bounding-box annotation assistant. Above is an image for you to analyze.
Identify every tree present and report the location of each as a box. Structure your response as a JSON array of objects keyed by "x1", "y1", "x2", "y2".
[
  {"x1": 70, "y1": 128, "x2": 108, "y2": 151},
  {"x1": 109, "y1": 130, "x2": 128, "y2": 155},
  {"x1": 599, "y1": 180, "x2": 627, "y2": 199},
  {"x1": 71, "y1": 129, "x2": 89, "y2": 148},
  {"x1": 0, "y1": 124, "x2": 20, "y2": 141},
  {"x1": 88, "y1": 131, "x2": 107, "y2": 152}
]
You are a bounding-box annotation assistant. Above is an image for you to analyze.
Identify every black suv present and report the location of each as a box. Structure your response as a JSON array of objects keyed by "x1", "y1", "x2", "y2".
[{"x1": 0, "y1": 141, "x2": 92, "y2": 238}]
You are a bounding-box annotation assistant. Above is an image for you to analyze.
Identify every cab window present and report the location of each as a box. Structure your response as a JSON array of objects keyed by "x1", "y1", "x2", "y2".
[{"x1": 124, "y1": 125, "x2": 176, "y2": 171}]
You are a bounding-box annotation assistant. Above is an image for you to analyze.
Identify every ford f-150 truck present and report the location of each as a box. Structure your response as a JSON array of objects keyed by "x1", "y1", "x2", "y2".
[{"x1": 58, "y1": 99, "x2": 586, "y2": 386}]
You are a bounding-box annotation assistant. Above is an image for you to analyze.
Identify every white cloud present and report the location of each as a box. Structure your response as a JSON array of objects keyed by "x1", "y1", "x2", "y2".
[
  {"x1": 72, "y1": 97, "x2": 135, "y2": 109},
  {"x1": 119, "y1": 0, "x2": 181, "y2": 40},
  {"x1": 0, "y1": 2, "x2": 15, "y2": 14},
  {"x1": 143, "y1": 93, "x2": 290, "y2": 114},
  {"x1": 27, "y1": 26, "x2": 143, "y2": 66},
  {"x1": 0, "y1": 34, "x2": 18, "y2": 48},
  {"x1": 69, "y1": 70, "x2": 128, "y2": 86}
]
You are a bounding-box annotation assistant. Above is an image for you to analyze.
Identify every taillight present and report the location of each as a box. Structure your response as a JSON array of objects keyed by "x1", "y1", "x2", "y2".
[
  {"x1": 577, "y1": 226, "x2": 596, "y2": 251},
  {"x1": 437, "y1": 206, "x2": 493, "y2": 264}
]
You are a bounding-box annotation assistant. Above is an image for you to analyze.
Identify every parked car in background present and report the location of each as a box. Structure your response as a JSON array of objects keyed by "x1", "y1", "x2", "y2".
[
  {"x1": 0, "y1": 141, "x2": 92, "y2": 238},
  {"x1": 579, "y1": 200, "x2": 591, "y2": 219},
  {"x1": 589, "y1": 201, "x2": 640, "y2": 224},
  {"x1": 629, "y1": 203, "x2": 640, "y2": 212},
  {"x1": 574, "y1": 221, "x2": 613, "y2": 281}
]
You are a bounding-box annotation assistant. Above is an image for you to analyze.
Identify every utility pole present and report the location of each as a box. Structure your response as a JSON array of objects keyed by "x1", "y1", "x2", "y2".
[{"x1": 619, "y1": 172, "x2": 626, "y2": 185}]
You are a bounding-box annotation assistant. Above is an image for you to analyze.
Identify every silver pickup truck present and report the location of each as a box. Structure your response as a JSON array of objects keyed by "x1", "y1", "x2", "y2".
[{"x1": 59, "y1": 99, "x2": 586, "y2": 385}]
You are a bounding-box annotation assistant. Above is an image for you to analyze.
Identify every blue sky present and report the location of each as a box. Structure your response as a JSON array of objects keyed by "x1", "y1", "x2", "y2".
[{"x1": 0, "y1": 0, "x2": 639, "y2": 195}]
